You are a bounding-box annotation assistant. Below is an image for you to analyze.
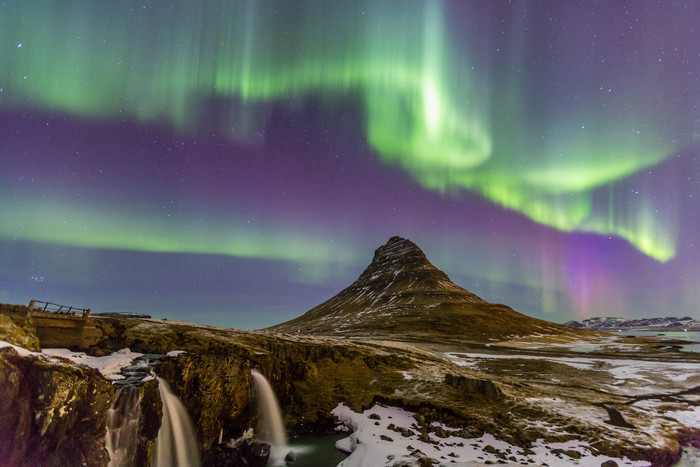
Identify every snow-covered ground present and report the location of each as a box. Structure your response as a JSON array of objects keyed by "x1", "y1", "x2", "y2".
[
  {"x1": 1, "y1": 340, "x2": 145, "y2": 380},
  {"x1": 664, "y1": 405, "x2": 700, "y2": 429},
  {"x1": 501, "y1": 333, "x2": 700, "y2": 353},
  {"x1": 0, "y1": 339, "x2": 38, "y2": 357},
  {"x1": 331, "y1": 402, "x2": 649, "y2": 466},
  {"x1": 438, "y1": 349, "x2": 700, "y2": 466},
  {"x1": 42, "y1": 347, "x2": 144, "y2": 380},
  {"x1": 445, "y1": 351, "x2": 700, "y2": 396},
  {"x1": 501, "y1": 334, "x2": 649, "y2": 352}
]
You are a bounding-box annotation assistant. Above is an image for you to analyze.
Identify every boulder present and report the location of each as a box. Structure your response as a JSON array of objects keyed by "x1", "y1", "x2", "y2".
[
  {"x1": 444, "y1": 373, "x2": 502, "y2": 401},
  {"x1": 201, "y1": 440, "x2": 270, "y2": 467},
  {"x1": 284, "y1": 449, "x2": 296, "y2": 462}
]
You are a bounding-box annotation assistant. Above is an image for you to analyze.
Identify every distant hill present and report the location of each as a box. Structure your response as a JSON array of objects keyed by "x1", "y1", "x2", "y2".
[
  {"x1": 270, "y1": 236, "x2": 592, "y2": 343},
  {"x1": 92, "y1": 312, "x2": 152, "y2": 319},
  {"x1": 565, "y1": 316, "x2": 700, "y2": 332}
]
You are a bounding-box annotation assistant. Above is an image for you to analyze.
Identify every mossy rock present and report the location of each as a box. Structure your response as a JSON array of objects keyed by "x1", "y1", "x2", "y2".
[{"x1": 0, "y1": 313, "x2": 40, "y2": 351}]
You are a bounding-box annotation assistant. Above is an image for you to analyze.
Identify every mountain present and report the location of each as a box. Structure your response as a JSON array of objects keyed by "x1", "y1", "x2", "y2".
[
  {"x1": 270, "y1": 236, "x2": 589, "y2": 343},
  {"x1": 566, "y1": 316, "x2": 700, "y2": 332}
]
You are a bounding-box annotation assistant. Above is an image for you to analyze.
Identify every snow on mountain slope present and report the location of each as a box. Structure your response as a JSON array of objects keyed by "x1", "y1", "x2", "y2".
[{"x1": 270, "y1": 236, "x2": 594, "y2": 343}]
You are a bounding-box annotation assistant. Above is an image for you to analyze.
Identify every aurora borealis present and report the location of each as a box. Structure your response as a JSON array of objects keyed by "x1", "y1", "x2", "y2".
[{"x1": 1, "y1": 1, "x2": 698, "y2": 327}]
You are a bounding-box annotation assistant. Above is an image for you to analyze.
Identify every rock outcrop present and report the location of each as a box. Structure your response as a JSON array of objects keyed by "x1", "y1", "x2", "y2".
[
  {"x1": 444, "y1": 373, "x2": 502, "y2": 402},
  {"x1": 0, "y1": 347, "x2": 113, "y2": 466},
  {"x1": 155, "y1": 352, "x2": 252, "y2": 452},
  {"x1": 0, "y1": 304, "x2": 40, "y2": 351}
]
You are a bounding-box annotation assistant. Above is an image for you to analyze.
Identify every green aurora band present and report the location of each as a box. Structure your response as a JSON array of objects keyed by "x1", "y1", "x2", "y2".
[
  {"x1": 0, "y1": 0, "x2": 689, "y2": 261},
  {"x1": 0, "y1": 198, "x2": 358, "y2": 267}
]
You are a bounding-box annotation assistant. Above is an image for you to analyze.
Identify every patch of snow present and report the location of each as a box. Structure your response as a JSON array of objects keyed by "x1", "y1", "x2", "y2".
[
  {"x1": 511, "y1": 335, "x2": 647, "y2": 353},
  {"x1": 166, "y1": 350, "x2": 186, "y2": 357},
  {"x1": 42, "y1": 347, "x2": 143, "y2": 380},
  {"x1": 527, "y1": 418, "x2": 572, "y2": 436},
  {"x1": 0, "y1": 339, "x2": 38, "y2": 357},
  {"x1": 526, "y1": 397, "x2": 560, "y2": 403},
  {"x1": 399, "y1": 371, "x2": 413, "y2": 380},
  {"x1": 429, "y1": 421, "x2": 461, "y2": 432},
  {"x1": 1, "y1": 341, "x2": 143, "y2": 381},
  {"x1": 664, "y1": 406, "x2": 700, "y2": 429},
  {"x1": 444, "y1": 353, "x2": 478, "y2": 367}
]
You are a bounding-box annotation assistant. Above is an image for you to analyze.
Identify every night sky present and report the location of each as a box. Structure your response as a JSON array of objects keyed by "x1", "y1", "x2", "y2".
[{"x1": 1, "y1": 1, "x2": 698, "y2": 328}]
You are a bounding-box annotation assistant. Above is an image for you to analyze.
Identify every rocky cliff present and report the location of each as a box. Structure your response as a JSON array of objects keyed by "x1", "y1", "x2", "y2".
[
  {"x1": 0, "y1": 347, "x2": 113, "y2": 466},
  {"x1": 86, "y1": 318, "x2": 419, "y2": 443}
]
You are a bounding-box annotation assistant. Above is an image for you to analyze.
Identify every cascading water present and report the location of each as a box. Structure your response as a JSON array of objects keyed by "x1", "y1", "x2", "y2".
[
  {"x1": 251, "y1": 369, "x2": 288, "y2": 465},
  {"x1": 103, "y1": 354, "x2": 200, "y2": 466},
  {"x1": 105, "y1": 386, "x2": 141, "y2": 467},
  {"x1": 152, "y1": 376, "x2": 200, "y2": 467}
]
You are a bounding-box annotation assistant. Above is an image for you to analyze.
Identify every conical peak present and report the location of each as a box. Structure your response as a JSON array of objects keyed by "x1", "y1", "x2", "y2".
[
  {"x1": 270, "y1": 235, "x2": 577, "y2": 343},
  {"x1": 356, "y1": 237, "x2": 438, "y2": 284},
  {"x1": 372, "y1": 236, "x2": 429, "y2": 266}
]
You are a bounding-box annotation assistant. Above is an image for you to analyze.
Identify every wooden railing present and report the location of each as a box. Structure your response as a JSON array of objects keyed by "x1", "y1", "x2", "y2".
[{"x1": 28, "y1": 300, "x2": 91, "y2": 319}]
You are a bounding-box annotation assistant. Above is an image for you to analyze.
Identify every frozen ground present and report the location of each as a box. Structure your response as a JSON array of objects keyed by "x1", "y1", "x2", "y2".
[
  {"x1": 352, "y1": 333, "x2": 699, "y2": 466},
  {"x1": 0, "y1": 339, "x2": 38, "y2": 357},
  {"x1": 0, "y1": 340, "x2": 145, "y2": 380},
  {"x1": 444, "y1": 351, "x2": 700, "y2": 396},
  {"x1": 438, "y1": 346, "x2": 699, "y2": 461},
  {"x1": 42, "y1": 347, "x2": 144, "y2": 380},
  {"x1": 331, "y1": 402, "x2": 649, "y2": 466}
]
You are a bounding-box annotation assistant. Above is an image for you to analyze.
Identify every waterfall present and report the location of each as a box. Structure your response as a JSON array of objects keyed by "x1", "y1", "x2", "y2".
[
  {"x1": 152, "y1": 376, "x2": 200, "y2": 467},
  {"x1": 106, "y1": 386, "x2": 141, "y2": 467},
  {"x1": 251, "y1": 369, "x2": 288, "y2": 463}
]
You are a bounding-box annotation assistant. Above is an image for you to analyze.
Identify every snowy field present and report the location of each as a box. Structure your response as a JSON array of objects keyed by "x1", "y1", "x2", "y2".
[
  {"x1": 445, "y1": 351, "x2": 700, "y2": 396},
  {"x1": 331, "y1": 402, "x2": 649, "y2": 466}
]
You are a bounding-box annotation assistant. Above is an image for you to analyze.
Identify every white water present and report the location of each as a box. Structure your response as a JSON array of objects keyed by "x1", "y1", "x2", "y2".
[
  {"x1": 106, "y1": 386, "x2": 141, "y2": 467},
  {"x1": 251, "y1": 369, "x2": 288, "y2": 464},
  {"x1": 152, "y1": 376, "x2": 200, "y2": 467}
]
